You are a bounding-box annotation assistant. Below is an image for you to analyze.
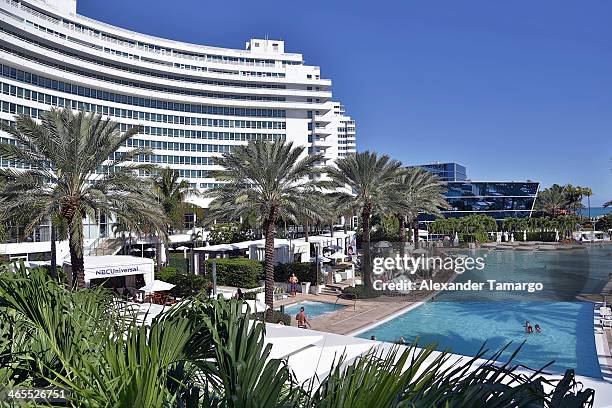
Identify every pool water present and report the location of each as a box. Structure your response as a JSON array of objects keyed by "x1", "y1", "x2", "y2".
[
  {"x1": 281, "y1": 301, "x2": 346, "y2": 319},
  {"x1": 359, "y1": 247, "x2": 611, "y2": 378}
]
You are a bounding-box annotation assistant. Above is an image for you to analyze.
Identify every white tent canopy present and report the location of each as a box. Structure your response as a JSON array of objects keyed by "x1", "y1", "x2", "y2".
[
  {"x1": 139, "y1": 279, "x2": 175, "y2": 293},
  {"x1": 63, "y1": 255, "x2": 154, "y2": 288}
]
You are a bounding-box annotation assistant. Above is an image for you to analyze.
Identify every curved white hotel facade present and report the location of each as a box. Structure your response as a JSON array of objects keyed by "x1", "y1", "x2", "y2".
[{"x1": 0, "y1": 0, "x2": 356, "y2": 252}]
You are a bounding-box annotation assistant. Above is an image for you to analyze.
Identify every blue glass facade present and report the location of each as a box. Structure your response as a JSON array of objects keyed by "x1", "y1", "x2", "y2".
[
  {"x1": 419, "y1": 181, "x2": 539, "y2": 222},
  {"x1": 412, "y1": 162, "x2": 467, "y2": 182}
]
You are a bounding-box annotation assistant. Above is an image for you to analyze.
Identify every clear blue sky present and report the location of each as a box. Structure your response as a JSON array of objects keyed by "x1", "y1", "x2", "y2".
[{"x1": 79, "y1": 0, "x2": 612, "y2": 206}]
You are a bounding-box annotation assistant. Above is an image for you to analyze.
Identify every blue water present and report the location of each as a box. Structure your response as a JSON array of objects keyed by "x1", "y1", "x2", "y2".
[
  {"x1": 282, "y1": 301, "x2": 346, "y2": 319},
  {"x1": 359, "y1": 247, "x2": 611, "y2": 378},
  {"x1": 578, "y1": 207, "x2": 611, "y2": 218}
]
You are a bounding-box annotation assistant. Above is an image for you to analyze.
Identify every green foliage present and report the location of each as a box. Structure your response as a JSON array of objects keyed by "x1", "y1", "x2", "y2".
[
  {"x1": 430, "y1": 215, "x2": 497, "y2": 242},
  {"x1": 167, "y1": 253, "x2": 190, "y2": 274},
  {"x1": 255, "y1": 310, "x2": 292, "y2": 326},
  {"x1": 152, "y1": 167, "x2": 195, "y2": 231},
  {"x1": 205, "y1": 258, "x2": 263, "y2": 289},
  {"x1": 207, "y1": 222, "x2": 254, "y2": 245},
  {"x1": 595, "y1": 214, "x2": 612, "y2": 231},
  {"x1": 380, "y1": 214, "x2": 400, "y2": 240},
  {"x1": 274, "y1": 262, "x2": 319, "y2": 284},
  {"x1": 0, "y1": 108, "x2": 166, "y2": 287},
  {"x1": 156, "y1": 266, "x2": 179, "y2": 281},
  {"x1": 535, "y1": 183, "x2": 592, "y2": 216},
  {"x1": 0, "y1": 263, "x2": 597, "y2": 407}
]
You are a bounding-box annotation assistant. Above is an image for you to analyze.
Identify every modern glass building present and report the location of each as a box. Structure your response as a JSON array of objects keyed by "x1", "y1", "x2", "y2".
[
  {"x1": 415, "y1": 163, "x2": 539, "y2": 221},
  {"x1": 411, "y1": 162, "x2": 467, "y2": 182}
]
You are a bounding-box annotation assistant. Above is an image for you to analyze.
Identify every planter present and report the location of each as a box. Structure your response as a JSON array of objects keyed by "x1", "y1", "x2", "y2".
[
  {"x1": 310, "y1": 284, "x2": 322, "y2": 295},
  {"x1": 301, "y1": 282, "x2": 311, "y2": 294}
]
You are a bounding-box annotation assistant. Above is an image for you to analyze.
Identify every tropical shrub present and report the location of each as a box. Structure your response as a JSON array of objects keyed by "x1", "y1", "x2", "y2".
[
  {"x1": 156, "y1": 266, "x2": 178, "y2": 281},
  {"x1": 255, "y1": 310, "x2": 292, "y2": 326},
  {"x1": 343, "y1": 285, "x2": 381, "y2": 299},
  {"x1": 167, "y1": 253, "x2": 190, "y2": 274},
  {"x1": 205, "y1": 258, "x2": 263, "y2": 289},
  {"x1": 207, "y1": 222, "x2": 254, "y2": 245},
  {"x1": 0, "y1": 264, "x2": 596, "y2": 407}
]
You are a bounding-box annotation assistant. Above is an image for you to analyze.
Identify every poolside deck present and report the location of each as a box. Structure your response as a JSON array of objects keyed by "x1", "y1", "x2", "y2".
[{"x1": 276, "y1": 291, "x2": 434, "y2": 335}]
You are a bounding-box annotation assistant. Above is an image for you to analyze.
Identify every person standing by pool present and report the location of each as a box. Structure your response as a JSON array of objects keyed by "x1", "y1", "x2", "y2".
[
  {"x1": 296, "y1": 306, "x2": 311, "y2": 329},
  {"x1": 289, "y1": 274, "x2": 299, "y2": 297}
]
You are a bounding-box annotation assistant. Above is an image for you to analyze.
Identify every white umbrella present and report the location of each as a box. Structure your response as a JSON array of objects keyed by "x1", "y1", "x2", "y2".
[
  {"x1": 131, "y1": 248, "x2": 141, "y2": 253},
  {"x1": 139, "y1": 279, "x2": 175, "y2": 293},
  {"x1": 328, "y1": 251, "x2": 347, "y2": 260},
  {"x1": 144, "y1": 247, "x2": 156, "y2": 252},
  {"x1": 176, "y1": 245, "x2": 190, "y2": 258}
]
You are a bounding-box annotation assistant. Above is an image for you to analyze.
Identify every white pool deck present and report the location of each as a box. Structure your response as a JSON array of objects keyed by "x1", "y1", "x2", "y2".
[
  {"x1": 134, "y1": 301, "x2": 612, "y2": 406},
  {"x1": 267, "y1": 323, "x2": 612, "y2": 407}
]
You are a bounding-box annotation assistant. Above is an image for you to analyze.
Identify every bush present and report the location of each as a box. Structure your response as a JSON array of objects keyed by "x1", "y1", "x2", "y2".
[
  {"x1": 205, "y1": 258, "x2": 262, "y2": 289},
  {"x1": 255, "y1": 310, "x2": 292, "y2": 326},
  {"x1": 169, "y1": 274, "x2": 210, "y2": 298},
  {"x1": 208, "y1": 222, "x2": 254, "y2": 245},
  {"x1": 156, "y1": 266, "x2": 178, "y2": 281},
  {"x1": 343, "y1": 285, "x2": 380, "y2": 299},
  {"x1": 274, "y1": 262, "x2": 319, "y2": 284},
  {"x1": 168, "y1": 254, "x2": 190, "y2": 274},
  {"x1": 156, "y1": 267, "x2": 210, "y2": 297}
]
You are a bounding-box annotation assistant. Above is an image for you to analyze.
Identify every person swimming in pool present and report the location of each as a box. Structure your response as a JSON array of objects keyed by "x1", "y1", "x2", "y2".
[
  {"x1": 526, "y1": 323, "x2": 533, "y2": 334},
  {"x1": 535, "y1": 324, "x2": 541, "y2": 333}
]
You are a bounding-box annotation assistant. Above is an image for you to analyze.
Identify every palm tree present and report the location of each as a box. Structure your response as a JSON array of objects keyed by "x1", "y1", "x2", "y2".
[
  {"x1": 206, "y1": 140, "x2": 322, "y2": 315},
  {"x1": 0, "y1": 265, "x2": 596, "y2": 407},
  {"x1": 392, "y1": 167, "x2": 449, "y2": 244},
  {"x1": 0, "y1": 108, "x2": 166, "y2": 288},
  {"x1": 325, "y1": 152, "x2": 404, "y2": 291},
  {"x1": 535, "y1": 184, "x2": 569, "y2": 215},
  {"x1": 152, "y1": 167, "x2": 198, "y2": 269},
  {"x1": 153, "y1": 167, "x2": 195, "y2": 233}
]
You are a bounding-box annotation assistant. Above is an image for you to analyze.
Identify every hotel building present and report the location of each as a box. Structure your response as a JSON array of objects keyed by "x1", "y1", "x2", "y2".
[
  {"x1": 412, "y1": 162, "x2": 539, "y2": 222},
  {"x1": 0, "y1": 0, "x2": 356, "y2": 258}
]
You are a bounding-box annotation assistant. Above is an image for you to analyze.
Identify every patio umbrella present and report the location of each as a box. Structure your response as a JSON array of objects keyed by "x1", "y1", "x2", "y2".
[
  {"x1": 176, "y1": 245, "x2": 189, "y2": 258},
  {"x1": 144, "y1": 247, "x2": 156, "y2": 252},
  {"x1": 139, "y1": 279, "x2": 176, "y2": 293},
  {"x1": 328, "y1": 251, "x2": 347, "y2": 260},
  {"x1": 131, "y1": 248, "x2": 141, "y2": 253}
]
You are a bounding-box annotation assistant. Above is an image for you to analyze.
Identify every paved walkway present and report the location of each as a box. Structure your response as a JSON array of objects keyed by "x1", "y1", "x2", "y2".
[{"x1": 276, "y1": 292, "x2": 432, "y2": 335}]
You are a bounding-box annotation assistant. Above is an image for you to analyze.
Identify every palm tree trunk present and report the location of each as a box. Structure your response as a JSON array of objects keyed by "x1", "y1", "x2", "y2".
[
  {"x1": 50, "y1": 224, "x2": 57, "y2": 279},
  {"x1": 69, "y1": 235, "x2": 85, "y2": 289},
  {"x1": 156, "y1": 235, "x2": 162, "y2": 272},
  {"x1": 413, "y1": 219, "x2": 420, "y2": 248},
  {"x1": 304, "y1": 222, "x2": 309, "y2": 242},
  {"x1": 361, "y1": 204, "x2": 373, "y2": 292},
  {"x1": 264, "y1": 207, "x2": 278, "y2": 321},
  {"x1": 398, "y1": 214, "x2": 406, "y2": 242}
]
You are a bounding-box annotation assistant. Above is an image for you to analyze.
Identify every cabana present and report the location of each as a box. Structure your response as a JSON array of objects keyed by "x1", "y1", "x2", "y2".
[{"x1": 64, "y1": 255, "x2": 154, "y2": 289}]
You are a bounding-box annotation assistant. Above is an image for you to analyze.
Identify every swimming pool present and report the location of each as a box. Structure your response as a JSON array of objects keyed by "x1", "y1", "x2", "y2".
[
  {"x1": 358, "y1": 247, "x2": 611, "y2": 378},
  {"x1": 281, "y1": 301, "x2": 346, "y2": 319}
]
